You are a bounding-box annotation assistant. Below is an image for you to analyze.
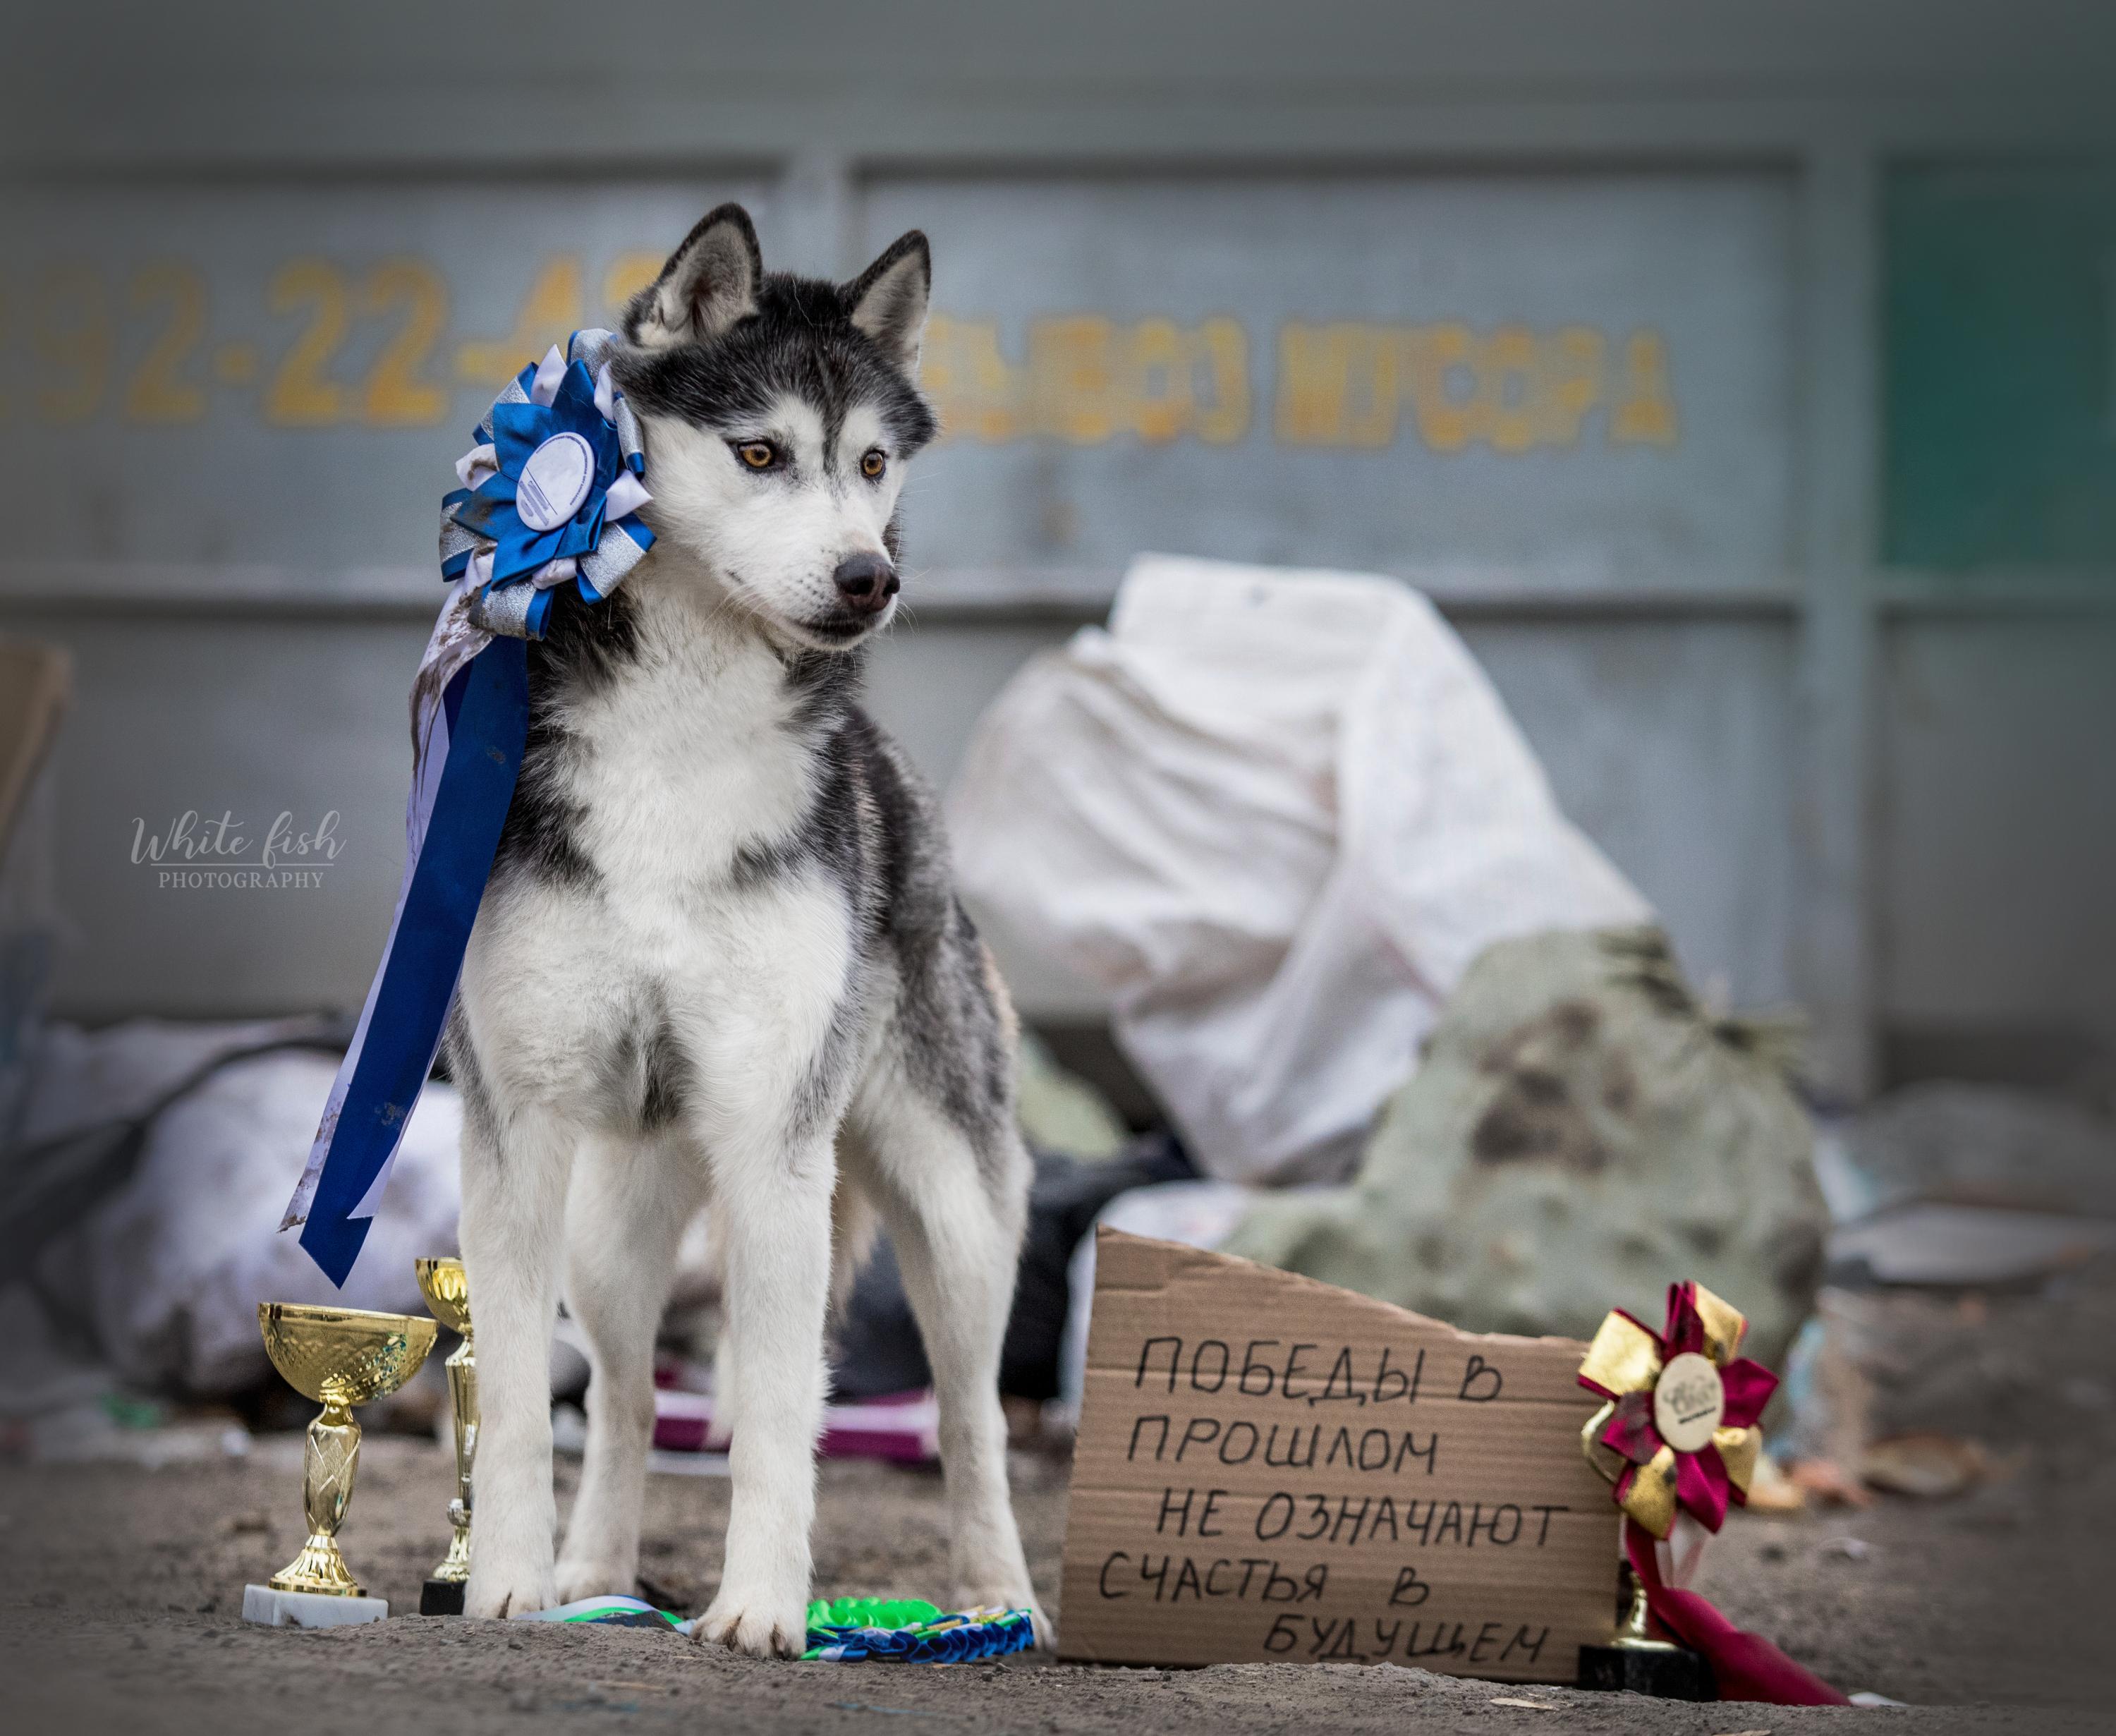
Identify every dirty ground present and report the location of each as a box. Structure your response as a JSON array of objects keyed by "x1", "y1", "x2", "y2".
[{"x1": 4, "y1": 1417, "x2": 2109, "y2": 1736}]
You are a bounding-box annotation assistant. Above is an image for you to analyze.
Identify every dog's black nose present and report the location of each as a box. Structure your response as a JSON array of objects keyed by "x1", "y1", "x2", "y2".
[{"x1": 832, "y1": 552, "x2": 900, "y2": 614}]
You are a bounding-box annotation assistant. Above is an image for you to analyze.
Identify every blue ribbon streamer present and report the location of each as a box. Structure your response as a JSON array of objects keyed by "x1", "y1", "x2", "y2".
[
  {"x1": 296, "y1": 638, "x2": 528, "y2": 1283},
  {"x1": 286, "y1": 329, "x2": 650, "y2": 1285}
]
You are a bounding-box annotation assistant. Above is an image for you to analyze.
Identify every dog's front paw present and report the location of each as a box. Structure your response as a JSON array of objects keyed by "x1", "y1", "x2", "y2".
[
  {"x1": 464, "y1": 1549, "x2": 557, "y2": 1620},
  {"x1": 692, "y1": 1583, "x2": 810, "y2": 1658},
  {"x1": 1022, "y1": 1598, "x2": 1055, "y2": 1651}
]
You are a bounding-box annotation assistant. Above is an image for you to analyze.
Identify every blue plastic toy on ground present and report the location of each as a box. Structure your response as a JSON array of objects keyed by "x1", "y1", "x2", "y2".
[{"x1": 509, "y1": 1593, "x2": 1036, "y2": 1663}]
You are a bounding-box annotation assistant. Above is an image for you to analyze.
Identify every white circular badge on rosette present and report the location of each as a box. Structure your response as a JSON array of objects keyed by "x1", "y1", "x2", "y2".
[
  {"x1": 1652, "y1": 1351, "x2": 1727, "y2": 1452},
  {"x1": 514, "y1": 432, "x2": 595, "y2": 531}
]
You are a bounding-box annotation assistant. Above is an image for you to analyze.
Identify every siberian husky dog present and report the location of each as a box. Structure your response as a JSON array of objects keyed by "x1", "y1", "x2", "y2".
[{"x1": 450, "y1": 205, "x2": 1045, "y2": 1654}]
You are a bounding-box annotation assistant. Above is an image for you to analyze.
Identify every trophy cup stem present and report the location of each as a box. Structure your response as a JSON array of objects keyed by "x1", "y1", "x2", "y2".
[
  {"x1": 410, "y1": 1260, "x2": 480, "y2": 1613},
  {"x1": 1576, "y1": 1555, "x2": 1710, "y2": 1697},
  {"x1": 437, "y1": 1338, "x2": 477, "y2": 1582},
  {"x1": 267, "y1": 1395, "x2": 367, "y2": 1596},
  {"x1": 1610, "y1": 1561, "x2": 1679, "y2": 1653}
]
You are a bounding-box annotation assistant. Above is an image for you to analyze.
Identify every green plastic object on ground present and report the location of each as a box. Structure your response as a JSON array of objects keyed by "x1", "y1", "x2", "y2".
[
  {"x1": 801, "y1": 1599, "x2": 1038, "y2": 1663},
  {"x1": 805, "y1": 1596, "x2": 943, "y2": 1630}
]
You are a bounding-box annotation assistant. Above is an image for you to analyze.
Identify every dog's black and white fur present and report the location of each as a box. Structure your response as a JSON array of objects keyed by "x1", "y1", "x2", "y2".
[{"x1": 449, "y1": 206, "x2": 1045, "y2": 1654}]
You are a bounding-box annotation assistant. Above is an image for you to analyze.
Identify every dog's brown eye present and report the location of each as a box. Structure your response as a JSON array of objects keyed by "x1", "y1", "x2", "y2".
[
  {"x1": 736, "y1": 442, "x2": 776, "y2": 471},
  {"x1": 861, "y1": 449, "x2": 887, "y2": 480}
]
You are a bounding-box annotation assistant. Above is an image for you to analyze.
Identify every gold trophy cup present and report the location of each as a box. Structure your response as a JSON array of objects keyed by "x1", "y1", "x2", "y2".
[
  {"x1": 241, "y1": 1302, "x2": 437, "y2": 1628},
  {"x1": 414, "y1": 1256, "x2": 478, "y2": 1615}
]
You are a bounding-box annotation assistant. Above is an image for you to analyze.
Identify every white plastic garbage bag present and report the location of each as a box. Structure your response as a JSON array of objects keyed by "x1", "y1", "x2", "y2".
[
  {"x1": 82, "y1": 1049, "x2": 463, "y2": 1393},
  {"x1": 13, "y1": 1022, "x2": 461, "y2": 1396},
  {"x1": 948, "y1": 554, "x2": 1650, "y2": 1184}
]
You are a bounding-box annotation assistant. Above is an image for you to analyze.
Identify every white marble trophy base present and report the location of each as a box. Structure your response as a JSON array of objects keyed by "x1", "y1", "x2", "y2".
[{"x1": 243, "y1": 1584, "x2": 390, "y2": 1627}]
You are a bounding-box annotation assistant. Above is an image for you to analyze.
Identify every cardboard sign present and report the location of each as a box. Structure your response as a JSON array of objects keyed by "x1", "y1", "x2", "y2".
[{"x1": 1059, "y1": 1230, "x2": 1616, "y2": 1681}]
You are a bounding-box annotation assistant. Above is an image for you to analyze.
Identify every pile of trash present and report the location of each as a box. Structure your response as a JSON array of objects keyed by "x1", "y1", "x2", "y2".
[
  {"x1": 951, "y1": 554, "x2": 1655, "y2": 1189},
  {"x1": 1227, "y1": 925, "x2": 1825, "y2": 1371},
  {"x1": 0, "y1": 1016, "x2": 464, "y2": 1459},
  {"x1": 951, "y1": 555, "x2": 1828, "y2": 1392},
  {"x1": 949, "y1": 555, "x2": 2113, "y2": 1508}
]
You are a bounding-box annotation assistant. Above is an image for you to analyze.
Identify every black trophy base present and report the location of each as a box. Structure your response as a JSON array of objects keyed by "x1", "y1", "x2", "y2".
[
  {"x1": 1576, "y1": 1641, "x2": 1714, "y2": 1700},
  {"x1": 420, "y1": 1577, "x2": 466, "y2": 1616}
]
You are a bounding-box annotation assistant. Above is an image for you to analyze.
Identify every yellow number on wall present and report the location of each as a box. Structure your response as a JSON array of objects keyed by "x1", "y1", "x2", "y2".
[
  {"x1": 361, "y1": 259, "x2": 449, "y2": 425},
  {"x1": 456, "y1": 255, "x2": 584, "y2": 389},
  {"x1": 920, "y1": 316, "x2": 1026, "y2": 444},
  {"x1": 265, "y1": 258, "x2": 350, "y2": 426},
  {"x1": 1610, "y1": 329, "x2": 1679, "y2": 446},
  {"x1": 32, "y1": 265, "x2": 111, "y2": 425},
  {"x1": 602, "y1": 252, "x2": 664, "y2": 318},
  {"x1": 123, "y1": 263, "x2": 208, "y2": 423}
]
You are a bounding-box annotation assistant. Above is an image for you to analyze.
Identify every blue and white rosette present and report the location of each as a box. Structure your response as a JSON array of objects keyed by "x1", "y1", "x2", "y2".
[
  {"x1": 440, "y1": 329, "x2": 655, "y2": 638},
  {"x1": 282, "y1": 331, "x2": 652, "y2": 1283}
]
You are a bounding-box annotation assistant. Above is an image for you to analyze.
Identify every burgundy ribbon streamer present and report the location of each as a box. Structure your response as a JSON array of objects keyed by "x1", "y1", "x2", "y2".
[{"x1": 1624, "y1": 1519, "x2": 1848, "y2": 1706}]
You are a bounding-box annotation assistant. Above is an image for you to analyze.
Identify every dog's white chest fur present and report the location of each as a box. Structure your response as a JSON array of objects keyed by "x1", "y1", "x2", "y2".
[
  {"x1": 463, "y1": 575, "x2": 858, "y2": 1111},
  {"x1": 558, "y1": 585, "x2": 812, "y2": 902}
]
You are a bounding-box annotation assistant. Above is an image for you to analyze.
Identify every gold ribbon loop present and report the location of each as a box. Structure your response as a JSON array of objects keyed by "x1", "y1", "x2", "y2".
[{"x1": 1578, "y1": 1309, "x2": 1663, "y2": 1397}]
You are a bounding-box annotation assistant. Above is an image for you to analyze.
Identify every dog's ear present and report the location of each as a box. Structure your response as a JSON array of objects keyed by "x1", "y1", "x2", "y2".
[
  {"x1": 845, "y1": 231, "x2": 931, "y2": 374},
  {"x1": 626, "y1": 205, "x2": 762, "y2": 350}
]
